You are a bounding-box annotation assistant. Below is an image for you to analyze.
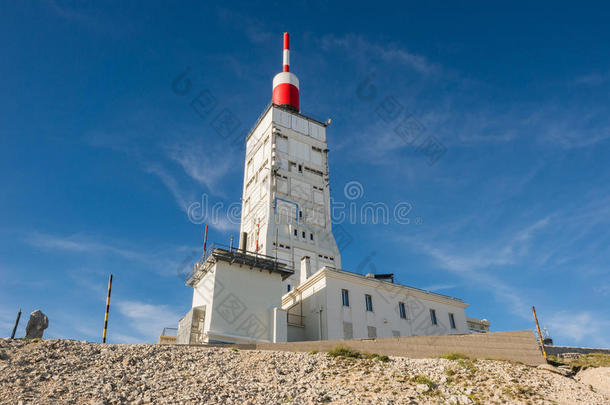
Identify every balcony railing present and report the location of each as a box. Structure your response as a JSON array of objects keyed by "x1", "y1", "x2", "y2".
[{"x1": 287, "y1": 313, "x2": 305, "y2": 327}]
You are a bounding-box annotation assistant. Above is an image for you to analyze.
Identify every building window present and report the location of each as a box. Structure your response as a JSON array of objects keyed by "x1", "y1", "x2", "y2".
[
  {"x1": 430, "y1": 309, "x2": 437, "y2": 325},
  {"x1": 392, "y1": 330, "x2": 400, "y2": 337},
  {"x1": 302, "y1": 231, "x2": 306, "y2": 238},
  {"x1": 367, "y1": 326, "x2": 377, "y2": 338},
  {"x1": 341, "y1": 289, "x2": 349, "y2": 307},
  {"x1": 294, "y1": 229, "x2": 297, "y2": 236},
  {"x1": 343, "y1": 322, "x2": 353, "y2": 339},
  {"x1": 449, "y1": 313, "x2": 456, "y2": 329},
  {"x1": 399, "y1": 302, "x2": 407, "y2": 319},
  {"x1": 365, "y1": 294, "x2": 373, "y2": 312},
  {"x1": 287, "y1": 284, "x2": 291, "y2": 292},
  {"x1": 310, "y1": 233, "x2": 314, "y2": 241},
  {"x1": 298, "y1": 164, "x2": 303, "y2": 173}
]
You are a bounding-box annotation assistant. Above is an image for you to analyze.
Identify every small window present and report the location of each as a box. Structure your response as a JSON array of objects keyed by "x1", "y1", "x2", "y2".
[
  {"x1": 392, "y1": 330, "x2": 400, "y2": 337},
  {"x1": 298, "y1": 164, "x2": 303, "y2": 173},
  {"x1": 430, "y1": 309, "x2": 437, "y2": 325},
  {"x1": 310, "y1": 233, "x2": 314, "y2": 241},
  {"x1": 341, "y1": 289, "x2": 350, "y2": 307},
  {"x1": 293, "y1": 229, "x2": 297, "y2": 236},
  {"x1": 343, "y1": 322, "x2": 353, "y2": 339},
  {"x1": 287, "y1": 284, "x2": 291, "y2": 292},
  {"x1": 299, "y1": 210, "x2": 303, "y2": 219},
  {"x1": 449, "y1": 313, "x2": 456, "y2": 329},
  {"x1": 302, "y1": 231, "x2": 306, "y2": 238},
  {"x1": 365, "y1": 294, "x2": 373, "y2": 312},
  {"x1": 399, "y1": 302, "x2": 407, "y2": 319},
  {"x1": 367, "y1": 326, "x2": 377, "y2": 338}
]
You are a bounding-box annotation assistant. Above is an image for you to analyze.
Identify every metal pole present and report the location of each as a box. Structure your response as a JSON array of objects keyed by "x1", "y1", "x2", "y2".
[
  {"x1": 11, "y1": 308, "x2": 21, "y2": 339},
  {"x1": 102, "y1": 274, "x2": 113, "y2": 343},
  {"x1": 203, "y1": 224, "x2": 208, "y2": 256},
  {"x1": 229, "y1": 235, "x2": 234, "y2": 251},
  {"x1": 532, "y1": 306, "x2": 547, "y2": 360}
]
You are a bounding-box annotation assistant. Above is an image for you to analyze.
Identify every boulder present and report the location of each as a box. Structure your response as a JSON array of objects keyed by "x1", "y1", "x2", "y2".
[{"x1": 25, "y1": 310, "x2": 48, "y2": 339}]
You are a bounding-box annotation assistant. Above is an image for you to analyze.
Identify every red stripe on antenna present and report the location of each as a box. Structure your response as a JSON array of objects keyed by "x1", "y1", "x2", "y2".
[{"x1": 283, "y1": 32, "x2": 289, "y2": 50}]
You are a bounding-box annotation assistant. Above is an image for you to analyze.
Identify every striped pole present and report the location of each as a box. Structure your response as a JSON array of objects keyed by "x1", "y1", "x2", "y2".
[
  {"x1": 532, "y1": 306, "x2": 547, "y2": 360},
  {"x1": 283, "y1": 32, "x2": 290, "y2": 72},
  {"x1": 102, "y1": 274, "x2": 113, "y2": 343}
]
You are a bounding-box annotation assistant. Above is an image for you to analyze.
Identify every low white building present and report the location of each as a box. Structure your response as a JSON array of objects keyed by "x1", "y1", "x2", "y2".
[
  {"x1": 177, "y1": 248, "x2": 292, "y2": 344},
  {"x1": 283, "y1": 260, "x2": 469, "y2": 341},
  {"x1": 467, "y1": 317, "x2": 491, "y2": 333}
]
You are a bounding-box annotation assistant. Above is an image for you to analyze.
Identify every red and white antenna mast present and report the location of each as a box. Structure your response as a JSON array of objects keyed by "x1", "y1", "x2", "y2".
[{"x1": 272, "y1": 32, "x2": 300, "y2": 112}]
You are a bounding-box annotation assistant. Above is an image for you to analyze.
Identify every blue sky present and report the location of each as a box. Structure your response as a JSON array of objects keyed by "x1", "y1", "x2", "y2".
[{"x1": 1, "y1": 1, "x2": 609, "y2": 346}]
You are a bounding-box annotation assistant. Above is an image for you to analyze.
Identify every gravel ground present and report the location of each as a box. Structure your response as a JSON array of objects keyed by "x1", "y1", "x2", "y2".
[{"x1": 0, "y1": 338, "x2": 608, "y2": 404}]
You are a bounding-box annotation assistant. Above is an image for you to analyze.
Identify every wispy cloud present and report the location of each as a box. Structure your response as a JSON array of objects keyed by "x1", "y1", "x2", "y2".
[
  {"x1": 24, "y1": 232, "x2": 199, "y2": 277},
  {"x1": 166, "y1": 141, "x2": 234, "y2": 191},
  {"x1": 115, "y1": 300, "x2": 182, "y2": 343},
  {"x1": 573, "y1": 71, "x2": 609, "y2": 86},
  {"x1": 546, "y1": 310, "x2": 610, "y2": 346},
  {"x1": 320, "y1": 34, "x2": 440, "y2": 75}
]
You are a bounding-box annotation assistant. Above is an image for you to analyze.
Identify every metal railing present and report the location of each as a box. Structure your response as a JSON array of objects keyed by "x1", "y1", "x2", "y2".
[
  {"x1": 287, "y1": 313, "x2": 305, "y2": 327},
  {"x1": 186, "y1": 242, "x2": 295, "y2": 285},
  {"x1": 161, "y1": 327, "x2": 178, "y2": 337}
]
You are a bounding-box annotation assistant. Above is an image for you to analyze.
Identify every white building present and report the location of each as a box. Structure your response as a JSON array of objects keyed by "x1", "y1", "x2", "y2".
[{"x1": 176, "y1": 33, "x2": 485, "y2": 344}]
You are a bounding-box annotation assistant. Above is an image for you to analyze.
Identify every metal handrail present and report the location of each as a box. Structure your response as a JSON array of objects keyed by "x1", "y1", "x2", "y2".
[
  {"x1": 287, "y1": 313, "x2": 305, "y2": 327},
  {"x1": 186, "y1": 242, "x2": 295, "y2": 285}
]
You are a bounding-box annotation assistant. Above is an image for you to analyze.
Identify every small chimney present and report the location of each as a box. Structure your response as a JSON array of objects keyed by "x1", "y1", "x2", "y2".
[
  {"x1": 239, "y1": 232, "x2": 248, "y2": 252},
  {"x1": 300, "y1": 256, "x2": 311, "y2": 284}
]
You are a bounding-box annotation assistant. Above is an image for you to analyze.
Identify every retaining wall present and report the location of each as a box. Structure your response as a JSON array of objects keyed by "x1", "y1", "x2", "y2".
[{"x1": 252, "y1": 330, "x2": 546, "y2": 366}]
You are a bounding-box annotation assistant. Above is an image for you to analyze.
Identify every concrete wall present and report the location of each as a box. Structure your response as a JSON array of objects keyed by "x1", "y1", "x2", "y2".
[
  {"x1": 546, "y1": 345, "x2": 610, "y2": 357},
  {"x1": 254, "y1": 330, "x2": 546, "y2": 366},
  {"x1": 205, "y1": 260, "x2": 285, "y2": 343}
]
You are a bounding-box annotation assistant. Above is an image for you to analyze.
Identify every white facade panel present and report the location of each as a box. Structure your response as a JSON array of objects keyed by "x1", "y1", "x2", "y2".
[{"x1": 292, "y1": 115, "x2": 309, "y2": 135}]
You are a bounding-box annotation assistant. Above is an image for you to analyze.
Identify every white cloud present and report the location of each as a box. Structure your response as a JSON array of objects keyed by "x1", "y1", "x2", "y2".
[
  {"x1": 115, "y1": 300, "x2": 183, "y2": 343},
  {"x1": 166, "y1": 141, "x2": 234, "y2": 191},
  {"x1": 320, "y1": 34, "x2": 440, "y2": 75},
  {"x1": 546, "y1": 311, "x2": 610, "y2": 346},
  {"x1": 24, "y1": 232, "x2": 200, "y2": 277}
]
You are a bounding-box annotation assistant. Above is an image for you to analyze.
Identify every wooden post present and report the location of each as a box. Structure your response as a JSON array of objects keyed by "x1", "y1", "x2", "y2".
[
  {"x1": 532, "y1": 306, "x2": 547, "y2": 360},
  {"x1": 102, "y1": 274, "x2": 113, "y2": 343},
  {"x1": 11, "y1": 309, "x2": 21, "y2": 339}
]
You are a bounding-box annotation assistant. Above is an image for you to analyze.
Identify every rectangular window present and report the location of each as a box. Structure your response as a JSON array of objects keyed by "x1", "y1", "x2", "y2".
[
  {"x1": 341, "y1": 289, "x2": 349, "y2": 307},
  {"x1": 449, "y1": 313, "x2": 456, "y2": 329},
  {"x1": 343, "y1": 322, "x2": 353, "y2": 339},
  {"x1": 310, "y1": 233, "x2": 314, "y2": 241},
  {"x1": 365, "y1": 294, "x2": 373, "y2": 312},
  {"x1": 399, "y1": 302, "x2": 407, "y2": 319},
  {"x1": 367, "y1": 326, "x2": 377, "y2": 338},
  {"x1": 287, "y1": 284, "x2": 291, "y2": 292},
  {"x1": 392, "y1": 330, "x2": 400, "y2": 337},
  {"x1": 430, "y1": 309, "x2": 437, "y2": 325},
  {"x1": 302, "y1": 231, "x2": 306, "y2": 238},
  {"x1": 293, "y1": 229, "x2": 297, "y2": 236}
]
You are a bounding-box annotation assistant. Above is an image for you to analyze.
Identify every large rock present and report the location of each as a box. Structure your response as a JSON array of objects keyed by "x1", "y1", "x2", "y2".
[
  {"x1": 577, "y1": 367, "x2": 610, "y2": 397},
  {"x1": 25, "y1": 310, "x2": 48, "y2": 339}
]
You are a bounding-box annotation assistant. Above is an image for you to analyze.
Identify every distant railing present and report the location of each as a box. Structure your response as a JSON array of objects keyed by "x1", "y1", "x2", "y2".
[
  {"x1": 161, "y1": 327, "x2": 178, "y2": 337},
  {"x1": 287, "y1": 313, "x2": 305, "y2": 327}
]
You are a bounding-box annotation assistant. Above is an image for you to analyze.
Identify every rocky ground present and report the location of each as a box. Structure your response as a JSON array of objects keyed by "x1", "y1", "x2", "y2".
[{"x1": 0, "y1": 339, "x2": 608, "y2": 405}]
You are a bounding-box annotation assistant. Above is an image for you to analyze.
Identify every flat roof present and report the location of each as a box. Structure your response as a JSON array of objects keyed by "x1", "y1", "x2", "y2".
[
  {"x1": 187, "y1": 247, "x2": 294, "y2": 286},
  {"x1": 330, "y1": 267, "x2": 466, "y2": 303}
]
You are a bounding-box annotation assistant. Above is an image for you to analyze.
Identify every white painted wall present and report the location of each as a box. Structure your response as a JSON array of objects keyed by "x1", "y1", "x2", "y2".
[
  {"x1": 283, "y1": 268, "x2": 469, "y2": 342},
  {"x1": 192, "y1": 260, "x2": 286, "y2": 343},
  {"x1": 238, "y1": 106, "x2": 342, "y2": 293}
]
